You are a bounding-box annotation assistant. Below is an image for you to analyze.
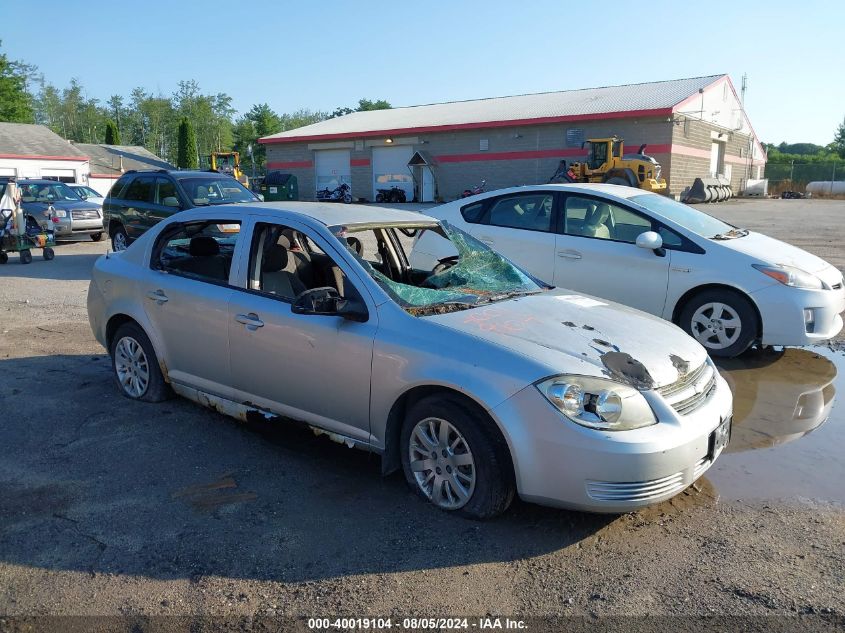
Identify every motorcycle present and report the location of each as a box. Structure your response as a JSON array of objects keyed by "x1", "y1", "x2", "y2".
[
  {"x1": 316, "y1": 182, "x2": 353, "y2": 204},
  {"x1": 460, "y1": 179, "x2": 486, "y2": 198},
  {"x1": 375, "y1": 186, "x2": 407, "y2": 203}
]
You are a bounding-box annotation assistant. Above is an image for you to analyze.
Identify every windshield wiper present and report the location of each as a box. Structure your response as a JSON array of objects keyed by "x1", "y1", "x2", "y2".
[
  {"x1": 711, "y1": 228, "x2": 748, "y2": 240},
  {"x1": 481, "y1": 289, "x2": 543, "y2": 303}
]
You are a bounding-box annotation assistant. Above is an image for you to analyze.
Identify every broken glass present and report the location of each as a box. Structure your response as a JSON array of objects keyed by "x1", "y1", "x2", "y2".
[{"x1": 334, "y1": 222, "x2": 545, "y2": 315}]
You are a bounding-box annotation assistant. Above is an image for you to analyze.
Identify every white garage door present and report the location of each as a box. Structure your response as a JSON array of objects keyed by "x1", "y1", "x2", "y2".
[
  {"x1": 315, "y1": 150, "x2": 351, "y2": 195},
  {"x1": 41, "y1": 168, "x2": 77, "y2": 183},
  {"x1": 372, "y1": 146, "x2": 413, "y2": 200}
]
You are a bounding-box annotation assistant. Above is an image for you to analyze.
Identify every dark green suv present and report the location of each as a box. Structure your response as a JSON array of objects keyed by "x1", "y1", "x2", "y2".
[{"x1": 104, "y1": 169, "x2": 260, "y2": 250}]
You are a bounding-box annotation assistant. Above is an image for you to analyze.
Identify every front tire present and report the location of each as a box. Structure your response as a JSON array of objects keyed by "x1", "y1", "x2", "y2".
[
  {"x1": 110, "y1": 322, "x2": 172, "y2": 402},
  {"x1": 605, "y1": 176, "x2": 630, "y2": 186},
  {"x1": 400, "y1": 395, "x2": 515, "y2": 519},
  {"x1": 375, "y1": 193, "x2": 385, "y2": 203},
  {"x1": 20, "y1": 250, "x2": 32, "y2": 265},
  {"x1": 679, "y1": 289, "x2": 758, "y2": 357},
  {"x1": 43, "y1": 247, "x2": 55, "y2": 260}
]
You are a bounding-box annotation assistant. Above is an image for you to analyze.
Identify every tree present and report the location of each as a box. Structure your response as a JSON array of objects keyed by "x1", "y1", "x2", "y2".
[
  {"x1": 0, "y1": 42, "x2": 35, "y2": 123},
  {"x1": 330, "y1": 98, "x2": 391, "y2": 118},
  {"x1": 833, "y1": 117, "x2": 845, "y2": 160},
  {"x1": 177, "y1": 117, "x2": 198, "y2": 169},
  {"x1": 104, "y1": 119, "x2": 121, "y2": 145}
]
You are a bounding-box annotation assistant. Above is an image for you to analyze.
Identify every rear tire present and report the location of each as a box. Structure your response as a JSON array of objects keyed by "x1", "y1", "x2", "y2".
[
  {"x1": 20, "y1": 250, "x2": 32, "y2": 265},
  {"x1": 111, "y1": 224, "x2": 129, "y2": 251},
  {"x1": 400, "y1": 395, "x2": 515, "y2": 519},
  {"x1": 43, "y1": 247, "x2": 55, "y2": 261},
  {"x1": 375, "y1": 193, "x2": 385, "y2": 203},
  {"x1": 679, "y1": 289, "x2": 758, "y2": 357},
  {"x1": 91, "y1": 232, "x2": 104, "y2": 242},
  {"x1": 110, "y1": 322, "x2": 172, "y2": 402},
  {"x1": 0, "y1": 252, "x2": 7, "y2": 264}
]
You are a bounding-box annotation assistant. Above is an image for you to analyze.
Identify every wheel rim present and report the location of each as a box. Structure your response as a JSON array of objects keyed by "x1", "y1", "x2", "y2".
[
  {"x1": 113, "y1": 231, "x2": 127, "y2": 251},
  {"x1": 690, "y1": 301, "x2": 742, "y2": 349},
  {"x1": 409, "y1": 417, "x2": 476, "y2": 510},
  {"x1": 114, "y1": 336, "x2": 150, "y2": 398}
]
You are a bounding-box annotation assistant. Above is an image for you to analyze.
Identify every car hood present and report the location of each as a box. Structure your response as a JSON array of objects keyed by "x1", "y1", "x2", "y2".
[
  {"x1": 427, "y1": 290, "x2": 708, "y2": 389},
  {"x1": 22, "y1": 199, "x2": 100, "y2": 211},
  {"x1": 719, "y1": 231, "x2": 831, "y2": 274}
]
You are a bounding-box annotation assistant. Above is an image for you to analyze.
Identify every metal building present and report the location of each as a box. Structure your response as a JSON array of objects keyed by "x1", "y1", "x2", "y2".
[{"x1": 260, "y1": 75, "x2": 766, "y2": 202}]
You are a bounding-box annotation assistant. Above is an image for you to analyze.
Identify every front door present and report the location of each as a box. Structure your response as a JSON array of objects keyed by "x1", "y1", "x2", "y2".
[
  {"x1": 227, "y1": 219, "x2": 378, "y2": 444},
  {"x1": 553, "y1": 194, "x2": 671, "y2": 315}
]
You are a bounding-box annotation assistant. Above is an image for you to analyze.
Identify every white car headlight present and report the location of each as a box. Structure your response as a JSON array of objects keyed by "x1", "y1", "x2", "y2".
[
  {"x1": 752, "y1": 263, "x2": 824, "y2": 290},
  {"x1": 536, "y1": 376, "x2": 657, "y2": 431},
  {"x1": 51, "y1": 209, "x2": 67, "y2": 218}
]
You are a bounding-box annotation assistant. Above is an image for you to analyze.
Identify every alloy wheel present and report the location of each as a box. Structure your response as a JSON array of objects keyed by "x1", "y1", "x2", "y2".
[
  {"x1": 113, "y1": 231, "x2": 128, "y2": 251},
  {"x1": 408, "y1": 417, "x2": 476, "y2": 510},
  {"x1": 114, "y1": 336, "x2": 150, "y2": 398},
  {"x1": 690, "y1": 302, "x2": 742, "y2": 350}
]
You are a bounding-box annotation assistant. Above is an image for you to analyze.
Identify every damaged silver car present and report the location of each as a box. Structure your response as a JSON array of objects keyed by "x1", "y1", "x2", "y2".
[{"x1": 87, "y1": 203, "x2": 733, "y2": 518}]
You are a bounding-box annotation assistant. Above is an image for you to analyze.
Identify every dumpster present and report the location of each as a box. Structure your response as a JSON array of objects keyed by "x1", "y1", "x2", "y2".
[{"x1": 261, "y1": 172, "x2": 298, "y2": 201}]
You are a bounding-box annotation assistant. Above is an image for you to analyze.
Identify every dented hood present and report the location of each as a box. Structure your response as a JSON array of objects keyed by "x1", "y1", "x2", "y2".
[{"x1": 427, "y1": 290, "x2": 708, "y2": 389}]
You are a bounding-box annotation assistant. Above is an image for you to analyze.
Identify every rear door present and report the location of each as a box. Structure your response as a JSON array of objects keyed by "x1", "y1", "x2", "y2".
[
  {"x1": 141, "y1": 218, "x2": 243, "y2": 396},
  {"x1": 553, "y1": 194, "x2": 671, "y2": 314},
  {"x1": 118, "y1": 176, "x2": 156, "y2": 240},
  {"x1": 149, "y1": 177, "x2": 183, "y2": 226},
  {"x1": 466, "y1": 191, "x2": 559, "y2": 285}
]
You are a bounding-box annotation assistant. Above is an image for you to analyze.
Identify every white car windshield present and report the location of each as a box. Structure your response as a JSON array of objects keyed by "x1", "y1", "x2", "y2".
[{"x1": 630, "y1": 193, "x2": 745, "y2": 239}]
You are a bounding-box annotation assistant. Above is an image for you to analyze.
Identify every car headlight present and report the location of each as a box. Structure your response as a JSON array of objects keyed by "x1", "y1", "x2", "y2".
[
  {"x1": 752, "y1": 263, "x2": 824, "y2": 289},
  {"x1": 51, "y1": 209, "x2": 67, "y2": 218},
  {"x1": 536, "y1": 376, "x2": 657, "y2": 431}
]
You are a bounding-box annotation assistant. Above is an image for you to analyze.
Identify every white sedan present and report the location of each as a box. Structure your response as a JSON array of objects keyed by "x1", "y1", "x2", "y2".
[{"x1": 410, "y1": 184, "x2": 845, "y2": 357}]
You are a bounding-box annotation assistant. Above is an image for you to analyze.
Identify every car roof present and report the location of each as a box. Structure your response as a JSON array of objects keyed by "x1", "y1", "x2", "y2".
[
  {"x1": 123, "y1": 169, "x2": 235, "y2": 178},
  {"x1": 458, "y1": 183, "x2": 653, "y2": 201},
  {"x1": 178, "y1": 202, "x2": 437, "y2": 228},
  {"x1": 18, "y1": 179, "x2": 68, "y2": 184}
]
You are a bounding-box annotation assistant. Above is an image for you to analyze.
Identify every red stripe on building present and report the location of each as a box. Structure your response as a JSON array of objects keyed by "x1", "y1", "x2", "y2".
[
  {"x1": 434, "y1": 144, "x2": 672, "y2": 164},
  {"x1": 0, "y1": 153, "x2": 89, "y2": 161},
  {"x1": 350, "y1": 158, "x2": 370, "y2": 167},
  {"x1": 266, "y1": 160, "x2": 313, "y2": 169},
  {"x1": 259, "y1": 108, "x2": 674, "y2": 145}
]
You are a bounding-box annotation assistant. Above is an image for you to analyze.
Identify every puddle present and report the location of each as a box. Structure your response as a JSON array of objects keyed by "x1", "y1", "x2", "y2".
[{"x1": 706, "y1": 345, "x2": 844, "y2": 504}]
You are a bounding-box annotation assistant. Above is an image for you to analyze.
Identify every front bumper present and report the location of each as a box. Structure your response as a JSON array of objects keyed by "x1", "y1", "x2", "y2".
[
  {"x1": 47, "y1": 218, "x2": 104, "y2": 237},
  {"x1": 750, "y1": 281, "x2": 845, "y2": 346},
  {"x1": 490, "y1": 372, "x2": 733, "y2": 513}
]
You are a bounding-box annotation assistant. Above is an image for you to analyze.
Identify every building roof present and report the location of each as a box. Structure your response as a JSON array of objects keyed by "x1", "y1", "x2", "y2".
[
  {"x1": 75, "y1": 143, "x2": 173, "y2": 176},
  {"x1": 0, "y1": 122, "x2": 89, "y2": 160},
  {"x1": 260, "y1": 75, "x2": 725, "y2": 144}
]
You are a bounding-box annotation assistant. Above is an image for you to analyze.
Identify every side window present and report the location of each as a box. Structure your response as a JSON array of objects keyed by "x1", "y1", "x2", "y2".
[
  {"x1": 108, "y1": 177, "x2": 129, "y2": 199},
  {"x1": 123, "y1": 176, "x2": 155, "y2": 203},
  {"x1": 564, "y1": 196, "x2": 651, "y2": 244},
  {"x1": 155, "y1": 178, "x2": 179, "y2": 207},
  {"x1": 658, "y1": 226, "x2": 684, "y2": 248},
  {"x1": 460, "y1": 201, "x2": 485, "y2": 224},
  {"x1": 246, "y1": 223, "x2": 359, "y2": 302},
  {"x1": 154, "y1": 220, "x2": 241, "y2": 284},
  {"x1": 484, "y1": 193, "x2": 554, "y2": 232}
]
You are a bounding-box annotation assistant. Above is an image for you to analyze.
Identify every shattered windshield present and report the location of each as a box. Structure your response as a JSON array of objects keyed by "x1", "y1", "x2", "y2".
[{"x1": 333, "y1": 222, "x2": 546, "y2": 316}]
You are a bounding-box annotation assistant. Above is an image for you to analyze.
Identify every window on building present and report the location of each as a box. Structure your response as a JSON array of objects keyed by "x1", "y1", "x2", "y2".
[{"x1": 566, "y1": 128, "x2": 585, "y2": 148}]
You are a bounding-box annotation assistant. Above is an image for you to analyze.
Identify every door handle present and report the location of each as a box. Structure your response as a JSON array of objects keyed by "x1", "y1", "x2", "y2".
[
  {"x1": 557, "y1": 250, "x2": 582, "y2": 260},
  {"x1": 146, "y1": 289, "x2": 168, "y2": 303},
  {"x1": 235, "y1": 312, "x2": 264, "y2": 330}
]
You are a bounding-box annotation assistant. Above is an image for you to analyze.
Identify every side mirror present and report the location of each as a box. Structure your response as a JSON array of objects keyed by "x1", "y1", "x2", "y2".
[
  {"x1": 292, "y1": 287, "x2": 368, "y2": 322},
  {"x1": 162, "y1": 196, "x2": 180, "y2": 208},
  {"x1": 635, "y1": 231, "x2": 666, "y2": 256}
]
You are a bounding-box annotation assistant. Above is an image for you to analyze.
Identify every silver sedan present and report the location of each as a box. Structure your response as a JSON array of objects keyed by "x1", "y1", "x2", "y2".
[{"x1": 87, "y1": 202, "x2": 733, "y2": 518}]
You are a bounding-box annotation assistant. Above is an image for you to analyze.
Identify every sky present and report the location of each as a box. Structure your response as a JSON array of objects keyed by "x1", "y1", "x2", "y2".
[{"x1": 4, "y1": 0, "x2": 844, "y2": 145}]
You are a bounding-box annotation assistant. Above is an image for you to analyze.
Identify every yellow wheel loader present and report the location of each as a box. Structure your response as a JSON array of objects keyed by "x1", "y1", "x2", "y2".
[
  {"x1": 553, "y1": 137, "x2": 667, "y2": 193},
  {"x1": 209, "y1": 152, "x2": 249, "y2": 187}
]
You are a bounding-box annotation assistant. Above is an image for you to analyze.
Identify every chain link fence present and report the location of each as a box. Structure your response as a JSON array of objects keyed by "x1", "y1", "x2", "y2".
[{"x1": 766, "y1": 162, "x2": 844, "y2": 195}]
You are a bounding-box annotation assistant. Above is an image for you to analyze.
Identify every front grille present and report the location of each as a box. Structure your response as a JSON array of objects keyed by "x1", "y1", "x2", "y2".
[
  {"x1": 586, "y1": 470, "x2": 687, "y2": 502},
  {"x1": 657, "y1": 362, "x2": 717, "y2": 415},
  {"x1": 72, "y1": 209, "x2": 99, "y2": 220},
  {"x1": 693, "y1": 456, "x2": 710, "y2": 480}
]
